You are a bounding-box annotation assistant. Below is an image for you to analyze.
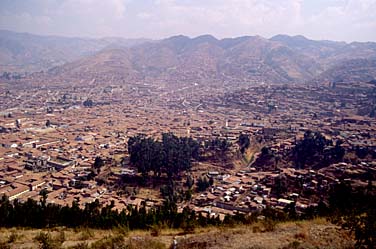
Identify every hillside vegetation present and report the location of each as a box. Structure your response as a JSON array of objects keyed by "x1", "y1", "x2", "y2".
[{"x1": 0, "y1": 218, "x2": 354, "y2": 249}]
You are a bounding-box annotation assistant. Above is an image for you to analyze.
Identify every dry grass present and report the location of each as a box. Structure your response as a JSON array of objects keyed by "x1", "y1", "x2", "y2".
[{"x1": 0, "y1": 219, "x2": 354, "y2": 249}]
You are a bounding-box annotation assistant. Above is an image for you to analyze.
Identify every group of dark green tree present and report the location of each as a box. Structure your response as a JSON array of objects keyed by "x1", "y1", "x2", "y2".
[
  {"x1": 293, "y1": 130, "x2": 345, "y2": 169},
  {"x1": 127, "y1": 133, "x2": 200, "y2": 179},
  {"x1": 0, "y1": 181, "x2": 373, "y2": 247},
  {"x1": 327, "y1": 180, "x2": 375, "y2": 248},
  {"x1": 254, "y1": 130, "x2": 347, "y2": 170},
  {"x1": 127, "y1": 132, "x2": 249, "y2": 179},
  {"x1": 0, "y1": 193, "x2": 221, "y2": 231}
]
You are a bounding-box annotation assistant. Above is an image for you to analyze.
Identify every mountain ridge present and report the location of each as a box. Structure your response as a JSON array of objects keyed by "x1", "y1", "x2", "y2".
[
  {"x1": 0, "y1": 29, "x2": 152, "y2": 73},
  {"x1": 1, "y1": 30, "x2": 376, "y2": 84}
]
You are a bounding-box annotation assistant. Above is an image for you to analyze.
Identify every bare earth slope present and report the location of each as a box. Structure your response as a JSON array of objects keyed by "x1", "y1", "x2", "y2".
[
  {"x1": 0, "y1": 30, "x2": 150, "y2": 73},
  {"x1": 38, "y1": 34, "x2": 376, "y2": 85},
  {"x1": 2, "y1": 30, "x2": 376, "y2": 84}
]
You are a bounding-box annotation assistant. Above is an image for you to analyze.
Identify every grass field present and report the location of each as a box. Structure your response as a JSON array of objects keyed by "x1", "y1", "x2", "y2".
[{"x1": 0, "y1": 218, "x2": 354, "y2": 249}]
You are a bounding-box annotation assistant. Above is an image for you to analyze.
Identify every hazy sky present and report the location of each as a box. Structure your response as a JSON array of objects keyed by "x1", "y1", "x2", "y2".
[{"x1": 0, "y1": 0, "x2": 375, "y2": 42}]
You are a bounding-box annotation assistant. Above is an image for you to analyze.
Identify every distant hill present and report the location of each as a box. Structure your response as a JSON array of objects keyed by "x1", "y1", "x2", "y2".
[
  {"x1": 1, "y1": 30, "x2": 376, "y2": 84},
  {"x1": 271, "y1": 34, "x2": 376, "y2": 83},
  {"x1": 0, "y1": 30, "x2": 150, "y2": 73},
  {"x1": 43, "y1": 34, "x2": 324, "y2": 84},
  {"x1": 315, "y1": 58, "x2": 376, "y2": 83}
]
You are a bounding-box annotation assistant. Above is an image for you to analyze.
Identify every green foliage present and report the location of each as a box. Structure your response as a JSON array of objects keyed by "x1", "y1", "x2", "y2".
[
  {"x1": 4, "y1": 176, "x2": 374, "y2": 249},
  {"x1": 196, "y1": 177, "x2": 210, "y2": 192},
  {"x1": 261, "y1": 147, "x2": 270, "y2": 156},
  {"x1": 293, "y1": 130, "x2": 329, "y2": 168},
  {"x1": 261, "y1": 207, "x2": 288, "y2": 222},
  {"x1": 33, "y1": 232, "x2": 60, "y2": 249},
  {"x1": 204, "y1": 137, "x2": 231, "y2": 153},
  {"x1": 0, "y1": 193, "x2": 227, "y2": 230},
  {"x1": 293, "y1": 130, "x2": 344, "y2": 169},
  {"x1": 284, "y1": 202, "x2": 298, "y2": 220},
  {"x1": 160, "y1": 182, "x2": 179, "y2": 202},
  {"x1": 184, "y1": 189, "x2": 192, "y2": 201},
  {"x1": 93, "y1": 156, "x2": 105, "y2": 169},
  {"x1": 182, "y1": 219, "x2": 196, "y2": 234},
  {"x1": 185, "y1": 175, "x2": 194, "y2": 189},
  {"x1": 355, "y1": 146, "x2": 370, "y2": 159},
  {"x1": 272, "y1": 175, "x2": 288, "y2": 197},
  {"x1": 350, "y1": 211, "x2": 376, "y2": 248},
  {"x1": 238, "y1": 133, "x2": 250, "y2": 153},
  {"x1": 329, "y1": 181, "x2": 376, "y2": 248},
  {"x1": 83, "y1": 99, "x2": 93, "y2": 107},
  {"x1": 128, "y1": 133, "x2": 200, "y2": 179}
]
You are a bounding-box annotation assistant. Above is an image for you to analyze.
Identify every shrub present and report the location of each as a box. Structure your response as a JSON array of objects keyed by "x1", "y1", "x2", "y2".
[
  {"x1": 282, "y1": 240, "x2": 301, "y2": 249},
  {"x1": 115, "y1": 225, "x2": 129, "y2": 237},
  {"x1": 294, "y1": 232, "x2": 307, "y2": 240},
  {"x1": 79, "y1": 228, "x2": 94, "y2": 241},
  {"x1": 55, "y1": 230, "x2": 66, "y2": 245},
  {"x1": 7, "y1": 231, "x2": 19, "y2": 243},
  {"x1": 128, "y1": 237, "x2": 166, "y2": 249},
  {"x1": 262, "y1": 219, "x2": 277, "y2": 232},
  {"x1": 33, "y1": 232, "x2": 60, "y2": 249},
  {"x1": 68, "y1": 242, "x2": 90, "y2": 249},
  {"x1": 91, "y1": 235, "x2": 126, "y2": 249},
  {"x1": 150, "y1": 224, "x2": 161, "y2": 237},
  {"x1": 0, "y1": 242, "x2": 10, "y2": 249},
  {"x1": 171, "y1": 237, "x2": 207, "y2": 249},
  {"x1": 252, "y1": 225, "x2": 262, "y2": 233}
]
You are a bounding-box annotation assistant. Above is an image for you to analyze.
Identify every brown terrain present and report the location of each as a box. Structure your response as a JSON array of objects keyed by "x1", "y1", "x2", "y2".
[
  {"x1": 1, "y1": 30, "x2": 376, "y2": 85},
  {"x1": 1, "y1": 31, "x2": 375, "y2": 249},
  {"x1": 0, "y1": 218, "x2": 354, "y2": 249}
]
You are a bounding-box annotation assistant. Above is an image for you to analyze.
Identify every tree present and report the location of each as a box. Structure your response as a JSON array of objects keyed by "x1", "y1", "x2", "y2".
[
  {"x1": 93, "y1": 156, "x2": 104, "y2": 175},
  {"x1": 238, "y1": 133, "x2": 250, "y2": 153},
  {"x1": 46, "y1": 107, "x2": 53, "y2": 114},
  {"x1": 127, "y1": 133, "x2": 200, "y2": 179},
  {"x1": 33, "y1": 232, "x2": 57, "y2": 249},
  {"x1": 83, "y1": 99, "x2": 93, "y2": 107},
  {"x1": 329, "y1": 181, "x2": 376, "y2": 248},
  {"x1": 284, "y1": 202, "x2": 297, "y2": 220},
  {"x1": 355, "y1": 146, "x2": 369, "y2": 159},
  {"x1": 185, "y1": 175, "x2": 194, "y2": 189},
  {"x1": 94, "y1": 156, "x2": 104, "y2": 168},
  {"x1": 293, "y1": 130, "x2": 331, "y2": 169},
  {"x1": 39, "y1": 189, "x2": 48, "y2": 209},
  {"x1": 196, "y1": 177, "x2": 210, "y2": 192},
  {"x1": 261, "y1": 146, "x2": 270, "y2": 155},
  {"x1": 332, "y1": 140, "x2": 345, "y2": 161},
  {"x1": 15, "y1": 119, "x2": 21, "y2": 129}
]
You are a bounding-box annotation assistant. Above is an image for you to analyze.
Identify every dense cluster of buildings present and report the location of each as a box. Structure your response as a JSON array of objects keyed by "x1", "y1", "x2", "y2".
[{"x1": 0, "y1": 80, "x2": 375, "y2": 217}]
